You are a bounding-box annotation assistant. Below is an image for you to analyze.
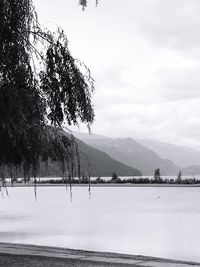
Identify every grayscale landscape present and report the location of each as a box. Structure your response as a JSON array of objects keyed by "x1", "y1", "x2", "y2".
[{"x1": 1, "y1": 0, "x2": 200, "y2": 266}]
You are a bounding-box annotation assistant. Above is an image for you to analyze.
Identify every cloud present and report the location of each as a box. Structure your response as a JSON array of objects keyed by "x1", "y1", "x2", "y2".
[
  {"x1": 154, "y1": 66, "x2": 200, "y2": 101},
  {"x1": 92, "y1": 61, "x2": 200, "y2": 149},
  {"x1": 35, "y1": 0, "x2": 200, "y2": 149},
  {"x1": 131, "y1": 0, "x2": 200, "y2": 52},
  {"x1": 90, "y1": 98, "x2": 200, "y2": 148}
]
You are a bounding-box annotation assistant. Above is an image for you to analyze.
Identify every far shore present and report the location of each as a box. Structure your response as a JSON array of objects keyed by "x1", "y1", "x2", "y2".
[{"x1": 4, "y1": 182, "x2": 200, "y2": 188}]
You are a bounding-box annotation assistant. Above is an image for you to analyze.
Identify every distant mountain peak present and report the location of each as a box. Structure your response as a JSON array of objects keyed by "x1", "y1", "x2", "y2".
[{"x1": 137, "y1": 138, "x2": 200, "y2": 168}]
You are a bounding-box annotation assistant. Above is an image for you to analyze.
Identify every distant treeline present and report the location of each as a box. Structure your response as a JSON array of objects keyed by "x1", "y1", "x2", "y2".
[{"x1": 36, "y1": 176, "x2": 200, "y2": 185}]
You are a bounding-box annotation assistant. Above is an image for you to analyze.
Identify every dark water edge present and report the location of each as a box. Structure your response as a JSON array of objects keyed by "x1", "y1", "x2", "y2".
[
  {"x1": 0, "y1": 242, "x2": 200, "y2": 266},
  {"x1": 5, "y1": 183, "x2": 200, "y2": 187}
]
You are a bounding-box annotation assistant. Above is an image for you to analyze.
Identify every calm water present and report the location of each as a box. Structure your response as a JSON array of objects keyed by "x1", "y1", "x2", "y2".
[{"x1": 0, "y1": 186, "x2": 200, "y2": 262}]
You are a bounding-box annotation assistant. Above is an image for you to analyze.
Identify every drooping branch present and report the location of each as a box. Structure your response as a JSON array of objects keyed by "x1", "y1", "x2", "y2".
[
  {"x1": 0, "y1": 0, "x2": 95, "y2": 183},
  {"x1": 79, "y1": 0, "x2": 99, "y2": 10}
]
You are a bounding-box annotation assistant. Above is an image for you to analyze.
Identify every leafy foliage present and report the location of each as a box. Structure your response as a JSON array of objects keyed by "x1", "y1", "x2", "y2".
[
  {"x1": 0, "y1": 0, "x2": 94, "y2": 183},
  {"x1": 79, "y1": 0, "x2": 99, "y2": 10}
]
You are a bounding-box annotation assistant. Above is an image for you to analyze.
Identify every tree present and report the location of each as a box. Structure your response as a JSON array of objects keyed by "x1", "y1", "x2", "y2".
[
  {"x1": 154, "y1": 168, "x2": 161, "y2": 182},
  {"x1": 176, "y1": 171, "x2": 182, "y2": 184},
  {"x1": 111, "y1": 172, "x2": 118, "y2": 180},
  {"x1": 0, "y1": 0, "x2": 96, "y2": 185}
]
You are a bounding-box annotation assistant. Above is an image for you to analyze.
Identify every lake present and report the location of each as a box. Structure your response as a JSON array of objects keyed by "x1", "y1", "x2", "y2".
[{"x1": 0, "y1": 186, "x2": 200, "y2": 262}]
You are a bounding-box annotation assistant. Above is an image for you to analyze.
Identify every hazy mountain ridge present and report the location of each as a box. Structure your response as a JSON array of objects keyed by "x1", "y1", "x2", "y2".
[
  {"x1": 137, "y1": 138, "x2": 200, "y2": 168},
  {"x1": 45, "y1": 132, "x2": 142, "y2": 177},
  {"x1": 75, "y1": 137, "x2": 142, "y2": 177},
  {"x1": 73, "y1": 132, "x2": 200, "y2": 176},
  {"x1": 78, "y1": 136, "x2": 179, "y2": 175},
  {"x1": 5, "y1": 131, "x2": 142, "y2": 178}
]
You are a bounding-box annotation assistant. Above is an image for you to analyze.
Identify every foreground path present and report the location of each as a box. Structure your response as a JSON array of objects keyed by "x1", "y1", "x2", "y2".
[{"x1": 0, "y1": 242, "x2": 199, "y2": 267}]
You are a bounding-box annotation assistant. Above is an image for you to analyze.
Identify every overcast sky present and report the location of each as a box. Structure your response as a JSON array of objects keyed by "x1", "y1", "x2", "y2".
[{"x1": 34, "y1": 0, "x2": 200, "y2": 149}]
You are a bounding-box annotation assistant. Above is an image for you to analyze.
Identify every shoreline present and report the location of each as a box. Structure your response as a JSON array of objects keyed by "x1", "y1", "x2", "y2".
[
  {"x1": 0, "y1": 242, "x2": 200, "y2": 266},
  {"x1": 5, "y1": 183, "x2": 200, "y2": 187}
]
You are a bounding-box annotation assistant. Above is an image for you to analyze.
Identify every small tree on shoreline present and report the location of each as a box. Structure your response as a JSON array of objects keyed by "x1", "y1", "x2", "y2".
[
  {"x1": 154, "y1": 168, "x2": 162, "y2": 182},
  {"x1": 111, "y1": 172, "x2": 118, "y2": 181},
  {"x1": 176, "y1": 171, "x2": 182, "y2": 184}
]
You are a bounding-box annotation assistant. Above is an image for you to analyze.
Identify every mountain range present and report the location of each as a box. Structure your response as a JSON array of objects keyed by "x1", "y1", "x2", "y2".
[
  {"x1": 137, "y1": 138, "x2": 200, "y2": 168},
  {"x1": 73, "y1": 131, "x2": 200, "y2": 176},
  {"x1": 75, "y1": 137, "x2": 142, "y2": 177},
  {"x1": 38, "y1": 130, "x2": 141, "y2": 177}
]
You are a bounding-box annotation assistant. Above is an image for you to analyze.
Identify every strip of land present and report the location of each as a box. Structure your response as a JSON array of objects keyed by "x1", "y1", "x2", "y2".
[
  {"x1": 5, "y1": 183, "x2": 200, "y2": 187},
  {"x1": 0, "y1": 242, "x2": 199, "y2": 267}
]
